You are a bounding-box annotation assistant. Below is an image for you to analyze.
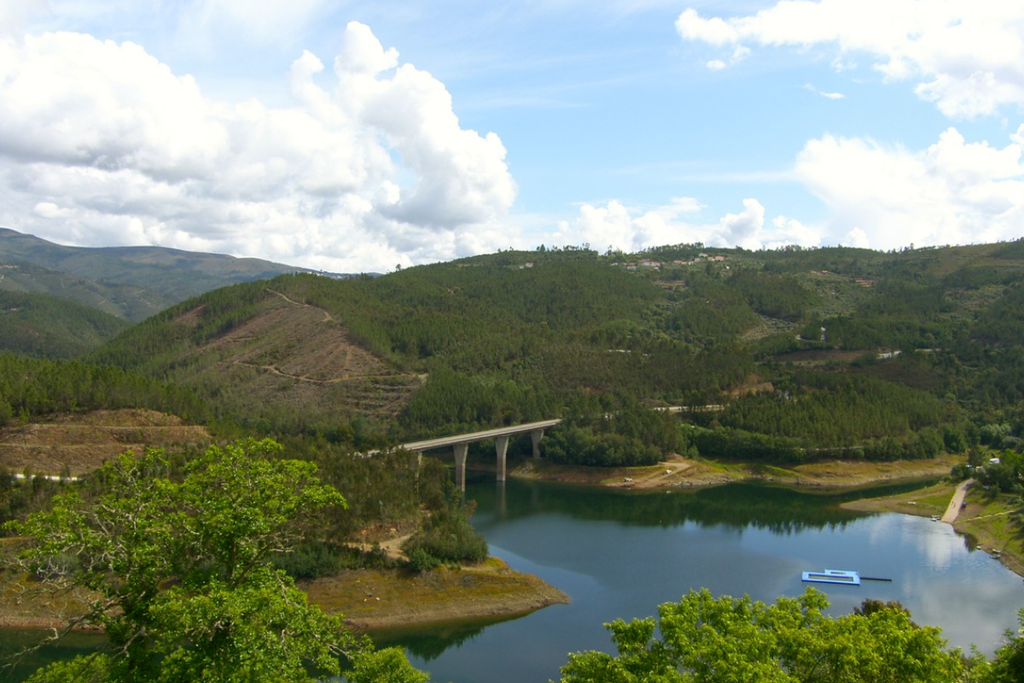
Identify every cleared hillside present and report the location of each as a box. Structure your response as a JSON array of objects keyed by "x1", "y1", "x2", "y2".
[{"x1": 0, "y1": 409, "x2": 210, "y2": 476}]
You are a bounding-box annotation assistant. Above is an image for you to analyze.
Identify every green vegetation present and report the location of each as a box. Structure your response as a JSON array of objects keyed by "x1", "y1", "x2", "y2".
[
  {"x1": 4, "y1": 439, "x2": 428, "y2": 683},
  {"x1": 402, "y1": 487, "x2": 489, "y2": 570},
  {"x1": 0, "y1": 353, "x2": 208, "y2": 427},
  {"x1": 544, "y1": 401, "x2": 690, "y2": 467},
  {"x1": 7, "y1": 237, "x2": 1024, "y2": 680},
  {"x1": 0, "y1": 227, "x2": 307, "y2": 322},
  {"x1": 0, "y1": 291, "x2": 129, "y2": 358},
  {"x1": 559, "y1": 589, "x2": 972, "y2": 683}
]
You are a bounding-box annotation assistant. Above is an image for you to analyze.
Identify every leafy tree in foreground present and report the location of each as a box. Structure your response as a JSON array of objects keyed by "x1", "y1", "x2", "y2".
[
  {"x1": 983, "y1": 609, "x2": 1024, "y2": 683},
  {"x1": 559, "y1": 588, "x2": 971, "y2": 683},
  {"x1": 4, "y1": 438, "x2": 427, "y2": 683}
]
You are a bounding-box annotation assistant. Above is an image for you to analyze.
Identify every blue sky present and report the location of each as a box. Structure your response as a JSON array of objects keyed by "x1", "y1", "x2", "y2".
[{"x1": 1, "y1": 0, "x2": 1022, "y2": 272}]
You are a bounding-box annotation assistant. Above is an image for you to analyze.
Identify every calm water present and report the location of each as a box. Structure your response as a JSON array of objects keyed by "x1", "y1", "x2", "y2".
[
  {"x1": 4, "y1": 478, "x2": 1023, "y2": 683},
  {"x1": 379, "y1": 477, "x2": 1024, "y2": 683}
]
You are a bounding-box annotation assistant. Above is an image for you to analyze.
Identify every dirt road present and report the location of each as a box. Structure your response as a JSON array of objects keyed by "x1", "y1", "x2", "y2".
[{"x1": 941, "y1": 478, "x2": 973, "y2": 523}]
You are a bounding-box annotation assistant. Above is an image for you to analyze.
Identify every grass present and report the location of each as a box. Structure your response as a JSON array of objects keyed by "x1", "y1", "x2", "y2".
[
  {"x1": 955, "y1": 488, "x2": 1024, "y2": 567},
  {"x1": 299, "y1": 558, "x2": 569, "y2": 631}
]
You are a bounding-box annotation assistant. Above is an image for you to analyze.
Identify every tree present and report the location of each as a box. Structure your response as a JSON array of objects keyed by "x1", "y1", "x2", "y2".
[
  {"x1": 983, "y1": 609, "x2": 1024, "y2": 683},
  {"x1": 4, "y1": 438, "x2": 427, "y2": 683},
  {"x1": 559, "y1": 588, "x2": 969, "y2": 683}
]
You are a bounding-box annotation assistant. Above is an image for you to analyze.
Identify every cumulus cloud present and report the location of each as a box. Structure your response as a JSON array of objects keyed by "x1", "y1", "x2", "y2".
[
  {"x1": 795, "y1": 126, "x2": 1024, "y2": 249},
  {"x1": 557, "y1": 124, "x2": 1024, "y2": 254},
  {"x1": 676, "y1": 1, "x2": 1024, "y2": 118},
  {"x1": 0, "y1": 22, "x2": 517, "y2": 272},
  {"x1": 554, "y1": 197, "x2": 820, "y2": 253}
]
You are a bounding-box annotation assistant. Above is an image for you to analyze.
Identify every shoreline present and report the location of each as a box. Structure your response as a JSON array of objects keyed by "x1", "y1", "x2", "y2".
[
  {"x1": 303, "y1": 559, "x2": 570, "y2": 633},
  {"x1": 0, "y1": 454, "x2": 977, "y2": 635},
  {"x1": 841, "y1": 479, "x2": 1024, "y2": 580},
  {"x1": 0, "y1": 558, "x2": 570, "y2": 636},
  {"x1": 509, "y1": 453, "x2": 959, "y2": 491}
]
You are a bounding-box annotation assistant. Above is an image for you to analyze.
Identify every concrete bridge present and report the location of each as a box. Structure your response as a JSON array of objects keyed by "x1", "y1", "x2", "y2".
[{"x1": 401, "y1": 418, "x2": 562, "y2": 490}]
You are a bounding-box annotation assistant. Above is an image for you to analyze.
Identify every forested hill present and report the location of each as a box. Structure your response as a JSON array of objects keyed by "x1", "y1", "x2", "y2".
[
  {"x1": 0, "y1": 289, "x2": 129, "y2": 358},
  {"x1": 0, "y1": 227, "x2": 318, "y2": 322},
  {"x1": 83, "y1": 241, "x2": 1024, "y2": 455}
]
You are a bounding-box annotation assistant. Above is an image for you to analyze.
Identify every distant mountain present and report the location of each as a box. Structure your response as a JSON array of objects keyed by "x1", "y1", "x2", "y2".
[{"x1": 0, "y1": 227, "x2": 318, "y2": 321}]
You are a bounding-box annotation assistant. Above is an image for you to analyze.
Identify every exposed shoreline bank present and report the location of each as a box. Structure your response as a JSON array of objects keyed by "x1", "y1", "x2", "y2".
[
  {"x1": 0, "y1": 453, "x2": 984, "y2": 636},
  {"x1": 509, "y1": 453, "x2": 959, "y2": 491}
]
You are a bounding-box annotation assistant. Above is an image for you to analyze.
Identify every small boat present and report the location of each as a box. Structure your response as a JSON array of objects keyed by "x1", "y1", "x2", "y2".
[{"x1": 802, "y1": 569, "x2": 861, "y2": 585}]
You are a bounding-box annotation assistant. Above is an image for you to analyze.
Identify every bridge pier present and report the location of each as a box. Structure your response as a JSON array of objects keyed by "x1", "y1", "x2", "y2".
[
  {"x1": 495, "y1": 436, "x2": 510, "y2": 482},
  {"x1": 531, "y1": 429, "x2": 544, "y2": 458},
  {"x1": 453, "y1": 443, "x2": 468, "y2": 491}
]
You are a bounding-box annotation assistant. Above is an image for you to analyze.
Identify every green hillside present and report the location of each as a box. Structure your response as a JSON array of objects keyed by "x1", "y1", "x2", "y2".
[
  {"x1": 0, "y1": 227, "x2": 316, "y2": 321},
  {"x1": 83, "y1": 240, "x2": 1024, "y2": 459},
  {"x1": 0, "y1": 290, "x2": 130, "y2": 358}
]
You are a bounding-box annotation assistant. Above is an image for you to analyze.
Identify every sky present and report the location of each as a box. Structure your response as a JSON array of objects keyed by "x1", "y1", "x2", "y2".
[{"x1": 1, "y1": 0, "x2": 1023, "y2": 273}]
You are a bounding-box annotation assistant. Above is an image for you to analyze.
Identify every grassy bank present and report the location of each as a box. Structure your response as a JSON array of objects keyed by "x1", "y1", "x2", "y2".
[
  {"x1": 843, "y1": 481, "x2": 1024, "y2": 579},
  {"x1": 300, "y1": 558, "x2": 569, "y2": 631},
  {"x1": 511, "y1": 454, "x2": 960, "y2": 490},
  {"x1": 0, "y1": 557, "x2": 569, "y2": 635}
]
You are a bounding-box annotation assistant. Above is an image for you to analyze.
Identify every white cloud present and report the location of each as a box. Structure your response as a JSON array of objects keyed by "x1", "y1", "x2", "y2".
[
  {"x1": 554, "y1": 197, "x2": 819, "y2": 252},
  {"x1": 676, "y1": 1, "x2": 1024, "y2": 117},
  {"x1": 0, "y1": 22, "x2": 518, "y2": 273},
  {"x1": 803, "y1": 83, "x2": 845, "y2": 100},
  {"x1": 795, "y1": 126, "x2": 1024, "y2": 250},
  {"x1": 558, "y1": 123, "x2": 1024, "y2": 254}
]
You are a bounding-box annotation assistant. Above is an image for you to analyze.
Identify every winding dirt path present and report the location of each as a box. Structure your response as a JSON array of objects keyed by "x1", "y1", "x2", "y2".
[{"x1": 265, "y1": 288, "x2": 333, "y2": 322}]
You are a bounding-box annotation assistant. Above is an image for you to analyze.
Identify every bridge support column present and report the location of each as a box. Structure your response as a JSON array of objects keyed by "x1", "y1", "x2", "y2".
[
  {"x1": 531, "y1": 429, "x2": 545, "y2": 458},
  {"x1": 454, "y1": 443, "x2": 468, "y2": 491},
  {"x1": 495, "y1": 436, "x2": 510, "y2": 482}
]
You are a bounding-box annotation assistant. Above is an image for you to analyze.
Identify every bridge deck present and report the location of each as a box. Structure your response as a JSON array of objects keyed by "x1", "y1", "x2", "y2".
[{"x1": 401, "y1": 418, "x2": 563, "y2": 452}]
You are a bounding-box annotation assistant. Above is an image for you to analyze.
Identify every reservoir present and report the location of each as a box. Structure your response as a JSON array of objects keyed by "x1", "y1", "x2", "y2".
[
  {"x1": 382, "y1": 477, "x2": 1024, "y2": 683},
  {"x1": 3, "y1": 477, "x2": 1022, "y2": 682}
]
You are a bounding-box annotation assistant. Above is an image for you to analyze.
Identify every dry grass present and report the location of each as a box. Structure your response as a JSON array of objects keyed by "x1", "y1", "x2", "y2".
[
  {"x1": 0, "y1": 409, "x2": 211, "y2": 477},
  {"x1": 299, "y1": 558, "x2": 569, "y2": 631}
]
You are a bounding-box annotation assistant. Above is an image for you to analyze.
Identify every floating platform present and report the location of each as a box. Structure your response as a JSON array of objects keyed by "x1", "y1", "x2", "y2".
[{"x1": 802, "y1": 569, "x2": 861, "y2": 585}]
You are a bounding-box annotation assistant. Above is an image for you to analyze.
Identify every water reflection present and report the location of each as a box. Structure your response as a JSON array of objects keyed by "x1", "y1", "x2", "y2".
[
  {"x1": 388, "y1": 476, "x2": 1023, "y2": 683},
  {"x1": 4, "y1": 476, "x2": 1018, "y2": 683},
  {"x1": 0, "y1": 629, "x2": 105, "y2": 683},
  {"x1": 373, "y1": 615, "x2": 525, "y2": 662},
  {"x1": 471, "y1": 477, "x2": 937, "y2": 534}
]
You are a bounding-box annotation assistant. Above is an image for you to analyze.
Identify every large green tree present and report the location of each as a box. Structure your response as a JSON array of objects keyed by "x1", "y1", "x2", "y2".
[
  {"x1": 559, "y1": 588, "x2": 970, "y2": 683},
  {"x1": 4, "y1": 438, "x2": 426, "y2": 683}
]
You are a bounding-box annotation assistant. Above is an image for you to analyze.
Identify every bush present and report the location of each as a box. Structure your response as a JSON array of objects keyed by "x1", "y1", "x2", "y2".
[
  {"x1": 407, "y1": 547, "x2": 441, "y2": 573},
  {"x1": 402, "y1": 487, "x2": 488, "y2": 565}
]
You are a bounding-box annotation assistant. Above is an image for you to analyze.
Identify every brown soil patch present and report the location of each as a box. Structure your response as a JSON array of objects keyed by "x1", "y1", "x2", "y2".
[{"x1": 0, "y1": 409, "x2": 211, "y2": 476}]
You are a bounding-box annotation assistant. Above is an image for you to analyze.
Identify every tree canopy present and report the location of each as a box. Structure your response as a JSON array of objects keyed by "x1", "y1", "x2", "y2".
[
  {"x1": 559, "y1": 588, "x2": 970, "y2": 683},
  {"x1": 4, "y1": 439, "x2": 426, "y2": 683}
]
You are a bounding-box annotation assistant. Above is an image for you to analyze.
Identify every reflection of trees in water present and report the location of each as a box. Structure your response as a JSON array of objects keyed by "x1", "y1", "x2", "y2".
[
  {"x1": 470, "y1": 479, "x2": 939, "y2": 535},
  {"x1": 1, "y1": 630, "x2": 106, "y2": 683},
  {"x1": 370, "y1": 617, "x2": 503, "y2": 661}
]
